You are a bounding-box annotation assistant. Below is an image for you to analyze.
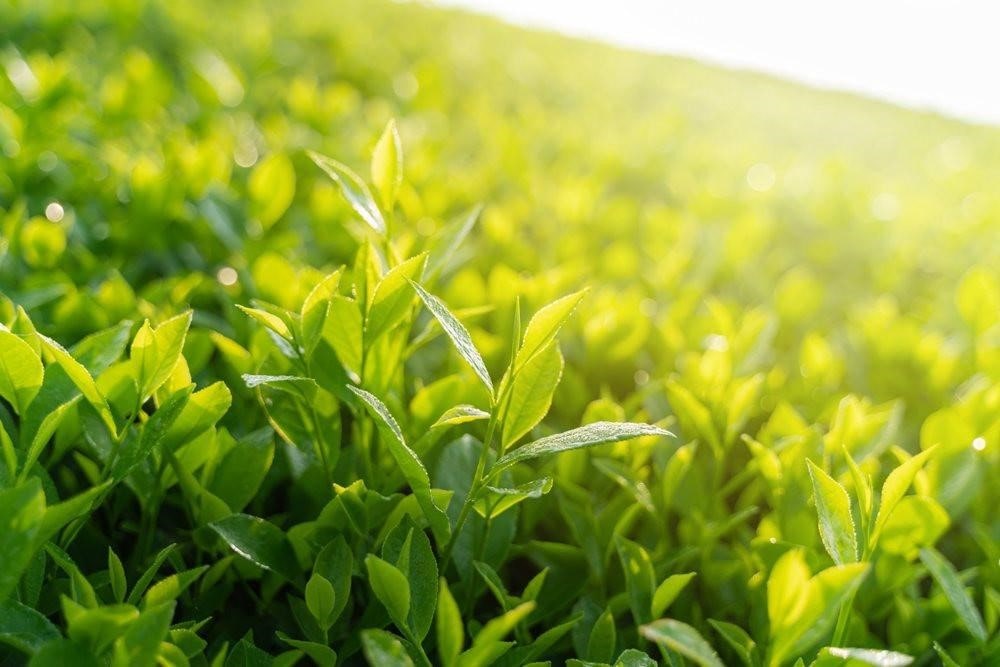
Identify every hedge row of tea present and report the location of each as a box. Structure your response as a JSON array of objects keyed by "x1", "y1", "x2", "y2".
[{"x1": 1, "y1": 0, "x2": 998, "y2": 665}]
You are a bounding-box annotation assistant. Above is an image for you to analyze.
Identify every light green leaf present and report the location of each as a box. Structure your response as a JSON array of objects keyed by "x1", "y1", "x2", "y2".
[
  {"x1": 360, "y1": 629, "x2": 413, "y2": 667},
  {"x1": 130, "y1": 312, "x2": 193, "y2": 402},
  {"x1": 39, "y1": 335, "x2": 117, "y2": 439},
  {"x1": 249, "y1": 153, "x2": 296, "y2": 228},
  {"x1": 305, "y1": 573, "x2": 336, "y2": 631},
  {"x1": 242, "y1": 374, "x2": 317, "y2": 398},
  {"x1": 143, "y1": 566, "x2": 208, "y2": 607},
  {"x1": 0, "y1": 329, "x2": 43, "y2": 415},
  {"x1": 108, "y1": 549, "x2": 127, "y2": 604},
  {"x1": 475, "y1": 477, "x2": 553, "y2": 518},
  {"x1": 0, "y1": 479, "x2": 46, "y2": 602},
  {"x1": 806, "y1": 460, "x2": 858, "y2": 564},
  {"x1": 879, "y1": 496, "x2": 949, "y2": 555},
  {"x1": 300, "y1": 270, "x2": 342, "y2": 353},
  {"x1": 437, "y1": 578, "x2": 463, "y2": 667},
  {"x1": 236, "y1": 305, "x2": 292, "y2": 341},
  {"x1": 665, "y1": 379, "x2": 720, "y2": 457},
  {"x1": 770, "y1": 556, "x2": 870, "y2": 664},
  {"x1": 111, "y1": 601, "x2": 175, "y2": 667},
  {"x1": 501, "y1": 342, "x2": 563, "y2": 450},
  {"x1": 159, "y1": 381, "x2": 231, "y2": 453},
  {"x1": 767, "y1": 549, "x2": 812, "y2": 642},
  {"x1": 431, "y1": 405, "x2": 490, "y2": 429},
  {"x1": 871, "y1": 447, "x2": 936, "y2": 548},
  {"x1": 514, "y1": 290, "x2": 587, "y2": 373},
  {"x1": 410, "y1": 280, "x2": 493, "y2": 394},
  {"x1": 652, "y1": 573, "x2": 696, "y2": 618},
  {"x1": 371, "y1": 119, "x2": 403, "y2": 210},
  {"x1": 919, "y1": 547, "x2": 987, "y2": 641},
  {"x1": 640, "y1": 619, "x2": 724, "y2": 667},
  {"x1": 366, "y1": 254, "x2": 427, "y2": 341},
  {"x1": 426, "y1": 205, "x2": 481, "y2": 279},
  {"x1": 493, "y1": 422, "x2": 671, "y2": 475},
  {"x1": 308, "y1": 150, "x2": 386, "y2": 234},
  {"x1": 323, "y1": 295, "x2": 363, "y2": 376},
  {"x1": 365, "y1": 555, "x2": 410, "y2": 629}
]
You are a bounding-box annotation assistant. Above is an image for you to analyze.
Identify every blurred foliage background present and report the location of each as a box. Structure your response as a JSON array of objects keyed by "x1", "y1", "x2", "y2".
[{"x1": 1, "y1": 0, "x2": 998, "y2": 662}]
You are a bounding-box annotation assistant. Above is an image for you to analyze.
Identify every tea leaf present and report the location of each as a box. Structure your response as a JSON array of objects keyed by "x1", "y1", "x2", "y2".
[
  {"x1": 410, "y1": 280, "x2": 493, "y2": 395},
  {"x1": 0, "y1": 479, "x2": 46, "y2": 601},
  {"x1": 111, "y1": 386, "x2": 192, "y2": 481},
  {"x1": 806, "y1": 459, "x2": 858, "y2": 564},
  {"x1": 371, "y1": 119, "x2": 403, "y2": 210},
  {"x1": 437, "y1": 578, "x2": 463, "y2": 667},
  {"x1": 514, "y1": 290, "x2": 587, "y2": 373},
  {"x1": 871, "y1": 447, "x2": 936, "y2": 548},
  {"x1": 39, "y1": 335, "x2": 117, "y2": 438},
  {"x1": 365, "y1": 555, "x2": 410, "y2": 629},
  {"x1": 360, "y1": 628, "x2": 413, "y2": 667},
  {"x1": 587, "y1": 608, "x2": 616, "y2": 664},
  {"x1": 209, "y1": 514, "x2": 300, "y2": 581},
  {"x1": 0, "y1": 598, "x2": 61, "y2": 654},
  {"x1": 0, "y1": 329, "x2": 43, "y2": 415},
  {"x1": 501, "y1": 342, "x2": 563, "y2": 450},
  {"x1": 616, "y1": 536, "x2": 655, "y2": 625},
  {"x1": 308, "y1": 151, "x2": 386, "y2": 234},
  {"x1": 652, "y1": 573, "x2": 696, "y2": 618},
  {"x1": 349, "y1": 385, "x2": 451, "y2": 544},
  {"x1": 367, "y1": 254, "x2": 427, "y2": 341},
  {"x1": 640, "y1": 619, "x2": 724, "y2": 667},
  {"x1": 919, "y1": 547, "x2": 987, "y2": 641},
  {"x1": 493, "y1": 422, "x2": 671, "y2": 474}
]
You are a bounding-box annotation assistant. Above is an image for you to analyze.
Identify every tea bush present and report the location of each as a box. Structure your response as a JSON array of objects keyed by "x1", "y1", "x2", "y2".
[{"x1": 0, "y1": 0, "x2": 998, "y2": 665}]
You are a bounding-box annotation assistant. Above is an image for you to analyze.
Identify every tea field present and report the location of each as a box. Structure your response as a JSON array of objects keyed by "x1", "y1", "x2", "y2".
[{"x1": 0, "y1": 0, "x2": 998, "y2": 665}]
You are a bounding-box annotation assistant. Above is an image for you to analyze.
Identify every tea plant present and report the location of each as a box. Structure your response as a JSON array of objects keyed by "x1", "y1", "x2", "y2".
[{"x1": 1, "y1": 0, "x2": 998, "y2": 665}]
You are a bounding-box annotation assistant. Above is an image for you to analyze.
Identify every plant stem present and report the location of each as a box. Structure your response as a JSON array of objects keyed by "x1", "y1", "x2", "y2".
[{"x1": 439, "y1": 405, "x2": 500, "y2": 570}]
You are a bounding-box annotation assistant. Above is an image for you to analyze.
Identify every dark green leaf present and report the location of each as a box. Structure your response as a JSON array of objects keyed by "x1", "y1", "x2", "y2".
[{"x1": 209, "y1": 514, "x2": 301, "y2": 581}]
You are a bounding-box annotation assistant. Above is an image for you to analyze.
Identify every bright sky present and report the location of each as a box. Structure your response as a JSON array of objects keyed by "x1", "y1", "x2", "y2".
[{"x1": 428, "y1": 0, "x2": 1000, "y2": 126}]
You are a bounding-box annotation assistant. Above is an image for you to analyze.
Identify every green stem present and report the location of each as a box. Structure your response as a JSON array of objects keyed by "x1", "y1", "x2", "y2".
[
  {"x1": 402, "y1": 628, "x2": 433, "y2": 667},
  {"x1": 439, "y1": 405, "x2": 500, "y2": 570}
]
